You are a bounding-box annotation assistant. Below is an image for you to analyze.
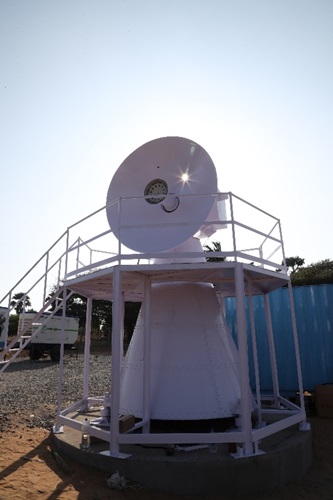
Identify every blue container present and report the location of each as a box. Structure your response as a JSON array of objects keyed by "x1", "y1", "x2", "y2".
[{"x1": 225, "y1": 284, "x2": 333, "y2": 393}]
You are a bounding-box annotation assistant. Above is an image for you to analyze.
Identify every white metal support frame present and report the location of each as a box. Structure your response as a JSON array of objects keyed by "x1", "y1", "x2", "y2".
[
  {"x1": 0, "y1": 187, "x2": 309, "y2": 460},
  {"x1": 287, "y1": 281, "x2": 309, "y2": 430},
  {"x1": 229, "y1": 193, "x2": 237, "y2": 262},
  {"x1": 143, "y1": 276, "x2": 152, "y2": 433},
  {"x1": 110, "y1": 266, "x2": 122, "y2": 458},
  {"x1": 234, "y1": 263, "x2": 253, "y2": 456},
  {"x1": 264, "y1": 293, "x2": 280, "y2": 407},
  {"x1": 53, "y1": 287, "x2": 68, "y2": 434},
  {"x1": 83, "y1": 297, "x2": 92, "y2": 406},
  {"x1": 247, "y1": 279, "x2": 264, "y2": 428}
]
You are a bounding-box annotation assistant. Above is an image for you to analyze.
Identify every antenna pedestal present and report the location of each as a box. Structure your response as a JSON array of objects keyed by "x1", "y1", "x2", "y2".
[{"x1": 120, "y1": 282, "x2": 242, "y2": 420}]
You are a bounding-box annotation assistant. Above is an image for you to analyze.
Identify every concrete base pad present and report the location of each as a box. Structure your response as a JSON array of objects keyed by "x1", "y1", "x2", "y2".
[{"x1": 54, "y1": 421, "x2": 312, "y2": 496}]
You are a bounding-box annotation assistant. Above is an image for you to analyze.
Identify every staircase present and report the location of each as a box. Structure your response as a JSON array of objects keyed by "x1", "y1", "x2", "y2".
[
  {"x1": 0, "y1": 288, "x2": 76, "y2": 372},
  {"x1": 0, "y1": 203, "x2": 116, "y2": 374}
]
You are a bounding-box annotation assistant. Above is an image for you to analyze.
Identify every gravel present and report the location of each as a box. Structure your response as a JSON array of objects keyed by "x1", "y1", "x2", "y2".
[{"x1": 0, "y1": 352, "x2": 111, "y2": 432}]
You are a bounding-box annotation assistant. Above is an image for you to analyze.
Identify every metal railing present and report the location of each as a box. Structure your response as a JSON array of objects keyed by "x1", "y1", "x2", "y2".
[{"x1": 0, "y1": 191, "x2": 287, "y2": 354}]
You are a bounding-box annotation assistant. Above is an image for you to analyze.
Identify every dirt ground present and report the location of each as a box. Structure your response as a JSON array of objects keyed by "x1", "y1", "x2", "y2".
[{"x1": 1, "y1": 417, "x2": 333, "y2": 500}]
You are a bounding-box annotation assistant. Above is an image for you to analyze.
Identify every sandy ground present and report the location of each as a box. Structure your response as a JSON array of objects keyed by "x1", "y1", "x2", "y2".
[{"x1": 1, "y1": 417, "x2": 333, "y2": 499}]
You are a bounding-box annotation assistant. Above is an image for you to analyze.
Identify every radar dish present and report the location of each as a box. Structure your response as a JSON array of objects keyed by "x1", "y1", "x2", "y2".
[{"x1": 106, "y1": 136, "x2": 217, "y2": 253}]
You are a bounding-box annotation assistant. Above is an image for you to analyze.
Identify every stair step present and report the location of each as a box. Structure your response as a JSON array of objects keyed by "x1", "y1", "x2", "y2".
[
  {"x1": 21, "y1": 336, "x2": 31, "y2": 339},
  {"x1": 0, "y1": 360, "x2": 9, "y2": 365},
  {"x1": 9, "y1": 348, "x2": 20, "y2": 352}
]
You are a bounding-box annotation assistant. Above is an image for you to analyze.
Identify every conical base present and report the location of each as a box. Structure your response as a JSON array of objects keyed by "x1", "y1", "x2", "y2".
[{"x1": 120, "y1": 282, "x2": 242, "y2": 420}]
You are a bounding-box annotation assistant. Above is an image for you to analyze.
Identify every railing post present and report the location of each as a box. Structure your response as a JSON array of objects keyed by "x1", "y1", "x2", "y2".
[
  {"x1": 64, "y1": 228, "x2": 70, "y2": 279},
  {"x1": 229, "y1": 193, "x2": 237, "y2": 261},
  {"x1": 3, "y1": 292, "x2": 12, "y2": 348},
  {"x1": 57, "y1": 258, "x2": 62, "y2": 288},
  {"x1": 43, "y1": 251, "x2": 50, "y2": 304},
  {"x1": 76, "y1": 237, "x2": 81, "y2": 272},
  {"x1": 278, "y1": 220, "x2": 287, "y2": 273},
  {"x1": 259, "y1": 245, "x2": 264, "y2": 268}
]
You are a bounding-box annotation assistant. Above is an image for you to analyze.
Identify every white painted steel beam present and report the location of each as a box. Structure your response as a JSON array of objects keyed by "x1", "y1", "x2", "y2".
[
  {"x1": 252, "y1": 412, "x2": 305, "y2": 441},
  {"x1": 264, "y1": 293, "x2": 280, "y2": 407},
  {"x1": 118, "y1": 430, "x2": 245, "y2": 445},
  {"x1": 234, "y1": 263, "x2": 253, "y2": 455},
  {"x1": 143, "y1": 276, "x2": 151, "y2": 432},
  {"x1": 247, "y1": 280, "x2": 263, "y2": 427},
  {"x1": 110, "y1": 266, "x2": 122, "y2": 456},
  {"x1": 83, "y1": 296, "x2": 92, "y2": 405},
  {"x1": 287, "y1": 282, "x2": 306, "y2": 419},
  {"x1": 56, "y1": 289, "x2": 67, "y2": 416}
]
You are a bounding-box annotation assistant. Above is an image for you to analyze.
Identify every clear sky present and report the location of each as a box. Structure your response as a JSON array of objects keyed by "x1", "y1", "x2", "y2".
[{"x1": 1, "y1": 0, "x2": 333, "y2": 307}]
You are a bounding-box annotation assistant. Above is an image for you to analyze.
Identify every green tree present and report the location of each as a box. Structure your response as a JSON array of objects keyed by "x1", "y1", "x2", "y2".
[
  {"x1": 291, "y1": 259, "x2": 333, "y2": 286},
  {"x1": 92, "y1": 299, "x2": 112, "y2": 338},
  {"x1": 9, "y1": 314, "x2": 19, "y2": 337},
  {"x1": 46, "y1": 287, "x2": 88, "y2": 328},
  {"x1": 124, "y1": 302, "x2": 141, "y2": 343},
  {"x1": 284, "y1": 256, "x2": 305, "y2": 274},
  {"x1": 204, "y1": 241, "x2": 226, "y2": 262},
  {"x1": 10, "y1": 293, "x2": 32, "y2": 315}
]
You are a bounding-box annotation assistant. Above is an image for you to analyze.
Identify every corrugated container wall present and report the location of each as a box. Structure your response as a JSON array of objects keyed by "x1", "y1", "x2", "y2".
[{"x1": 225, "y1": 284, "x2": 333, "y2": 393}]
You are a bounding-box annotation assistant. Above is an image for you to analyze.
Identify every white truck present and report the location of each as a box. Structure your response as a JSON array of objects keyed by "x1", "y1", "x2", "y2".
[{"x1": 18, "y1": 313, "x2": 79, "y2": 361}]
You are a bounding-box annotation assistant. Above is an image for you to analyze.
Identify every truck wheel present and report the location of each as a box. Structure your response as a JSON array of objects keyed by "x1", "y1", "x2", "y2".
[
  {"x1": 29, "y1": 347, "x2": 42, "y2": 361},
  {"x1": 50, "y1": 345, "x2": 60, "y2": 362}
]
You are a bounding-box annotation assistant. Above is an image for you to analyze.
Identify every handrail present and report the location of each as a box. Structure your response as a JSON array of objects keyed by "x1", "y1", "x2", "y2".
[
  {"x1": 0, "y1": 191, "x2": 287, "y2": 352},
  {"x1": 61, "y1": 192, "x2": 285, "y2": 276},
  {"x1": 0, "y1": 229, "x2": 67, "y2": 305},
  {"x1": 230, "y1": 192, "x2": 280, "y2": 222}
]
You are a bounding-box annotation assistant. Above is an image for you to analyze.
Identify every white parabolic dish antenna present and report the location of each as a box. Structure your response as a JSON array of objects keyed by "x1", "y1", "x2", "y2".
[
  {"x1": 106, "y1": 136, "x2": 243, "y2": 421},
  {"x1": 106, "y1": 136, "x2": 218, "y2": 253}
]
